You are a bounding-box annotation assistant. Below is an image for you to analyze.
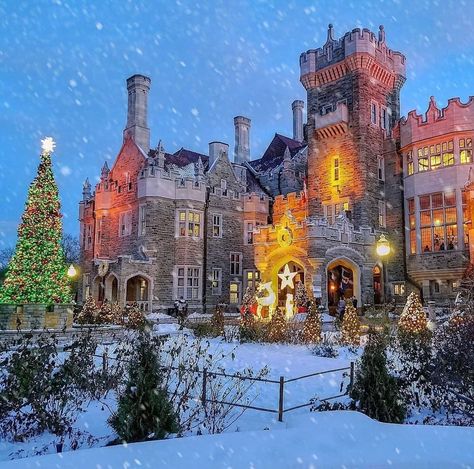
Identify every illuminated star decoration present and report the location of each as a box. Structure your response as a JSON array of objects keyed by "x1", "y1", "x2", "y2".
[
  {"x1": 41, "y1": 137, "x2": 56, "y2": 155},
  {"x1": 278, "y1": 264, "x2": 298, "y2": 290}
]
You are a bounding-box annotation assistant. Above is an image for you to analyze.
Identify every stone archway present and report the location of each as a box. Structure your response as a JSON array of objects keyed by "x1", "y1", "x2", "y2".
[
  {"x1": 326, "y1": 257, "x2": 361, "y2": 312},
  {"x1": 105, "y1": 273, "x2": 119, "y2": 303},
  {"x1": 125, "y1": 274, "x2": 152, "y2": 311}
]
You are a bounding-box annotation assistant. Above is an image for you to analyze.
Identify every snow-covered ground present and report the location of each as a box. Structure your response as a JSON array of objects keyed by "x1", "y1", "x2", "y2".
[{"x1": 2, "y1": 411, "x2": 474, "y2": 469}]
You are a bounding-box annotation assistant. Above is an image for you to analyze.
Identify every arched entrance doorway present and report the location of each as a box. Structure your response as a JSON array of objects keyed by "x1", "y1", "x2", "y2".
[
  {"x1": 125, "y1": 275, "x2": 150, "y2": 311},
  {"x1": 373, "y1": 265, "x2": 382, "y2": 304},
  {"x1": 93, "y1": 276, "x2": 105, "y2": 304},
  {"x1": 277, "y1": 261, "x2": 304, "y2": 314},
  {"x1": 105, "y1": 274, "x2": 118, "y2": 303},
  {"x1": 327, "y1": 258, "x2": 360, "y2": 313}
]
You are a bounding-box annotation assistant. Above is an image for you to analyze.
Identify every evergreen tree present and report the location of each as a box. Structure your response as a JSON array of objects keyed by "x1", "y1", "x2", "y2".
[
  {"x1": 241, "y1": 286, "x2": 256, "y2": 316},
  {"x1": 350, "y1": 331, "x2": 406, "y2": 423},
  {"x1": 294, "y1": 282, "x2": 310, "y2": 311},
  {"x1": 125, "y1": 303, "x2": 147, "y2": 330},
  {"x1": 211, "y1": 303, "x2": 225, "y2": 336},
  {"x1": 77, "y1": 296, "x2": 99, "y2": 324},
  {"x1": 109, "y1": 332, "x2": 179, "y2": 442},
  {"x1": 302, "y1": 301, "x2": 322, "y2": 343},
  {"x1": 399, "y1": 292, "x2": 427, "y2": 335},
  {"x1": 240, "y1": 308, "x2": 257, "y2": 342},
  {"x1": 0, "y1": 138, "x2": 70, "y2": 304},
  {"x1": 267, "y1": 307, "x2": 287, "y2": 343},
  {"x1": 341, "y1": 303, "x2": 361, "y2": 346}
]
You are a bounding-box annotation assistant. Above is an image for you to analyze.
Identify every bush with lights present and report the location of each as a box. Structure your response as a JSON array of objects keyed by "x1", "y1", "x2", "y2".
[
  {"x1": 0, "y1": 138, "x2": 70, "y2": 304},
  {"x1": 398, "y1": 292, "x2": 428, "y2": 335},
  {"x1": 341, "y1": 303, "x2": 360, "y2": 346},
  {"x1": 294, "y1": 282, "x2": 310, "y2": 313},
  {"x1": 302, "y1": 300, "x2": 322, "y2": 344},
  {"x1": 267, "y1": 307, "x2": 287, "y2": 343}
]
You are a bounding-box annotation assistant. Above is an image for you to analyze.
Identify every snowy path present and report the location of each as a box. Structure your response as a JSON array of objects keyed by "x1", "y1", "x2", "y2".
[{"x1": 2, "y1": 411, "x2": 473, "y2": 469}]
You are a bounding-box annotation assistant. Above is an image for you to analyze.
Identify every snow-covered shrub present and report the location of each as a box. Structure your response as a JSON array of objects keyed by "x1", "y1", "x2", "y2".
[
  {"x1": 109, "y1": 331, "x2": 179, "y2": 443},
  {"x1": 311, "y1": 334, "x2": 338, "y2": 358},
  {"x1": 0, "y1": 330, "x2": 101, "y2": 445},
  {"x1": 350, "y1": 330, "x2": 406, "y2": 423}
]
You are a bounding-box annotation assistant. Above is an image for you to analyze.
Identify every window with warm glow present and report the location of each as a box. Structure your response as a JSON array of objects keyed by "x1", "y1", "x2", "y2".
[
  {"x1": 460, "y1": 138, "x2": 472, "y2": 164},
  {"x1": 419, "y1": 192, "x2": 457, "y2": 253},
  {"x1": 418, "y1": 148, "x2": 429, "y2": 172},
  {"x1": 407, "y1": 151, "x2": 414, "y2": 175},
  {"x1": 462, "y1": 190, "x2": 469, "y2": 248},
  {"x1": 177, "y1": 210, "x2": 202, "y2": 237},
  {"x1": 407, "y1": 197, "x2": 417, "y2": 254},
  {"x1": 442, "y1": 141, "x2": 454, "y2": 166},
  {"x1": 334, "y1": 158, "x2": 340, "y2": 182},
  {"x1": 229, "y1": 282, "x2": 240, "y2": 304},
  {"x1": 244, "y1": 270, "x2": 260, "y2": 292}
]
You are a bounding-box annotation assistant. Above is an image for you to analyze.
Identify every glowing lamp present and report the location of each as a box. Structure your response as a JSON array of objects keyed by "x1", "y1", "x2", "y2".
[
  {"x1": 376, "y1": 234, "x2": 391, "y2": 257},
  {"x1": 67, "y1": 264, "x2": 77, "y2": 278}
]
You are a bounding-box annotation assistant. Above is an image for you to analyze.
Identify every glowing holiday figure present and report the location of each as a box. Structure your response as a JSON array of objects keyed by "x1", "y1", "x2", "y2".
[
  {"x1": 256, "y1": 281, "x2": 276, "y2": 318},
  {"x1": 278, "y1": 264, "x2": 298, "y2": 290}
]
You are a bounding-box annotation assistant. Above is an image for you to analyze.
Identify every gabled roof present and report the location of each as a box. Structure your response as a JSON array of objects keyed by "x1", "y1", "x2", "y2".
[
  {"x1": 167, "y1": 147, "x2": 209, "y2": 169},
  {"x1": 249, "y1": 133, "x2": 306, "y2": 172}
]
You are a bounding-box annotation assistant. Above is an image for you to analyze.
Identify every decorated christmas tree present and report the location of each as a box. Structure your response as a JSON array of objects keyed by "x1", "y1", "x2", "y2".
[
  {"x1": 267, "y1": 307, "x2": 287, "y2": 343},
  {"x1": 125, "y1": 303, "x2": 147, "y2": 330},
  {"x1": 341, "y1": 303, "x2": 361, "y2": 346},
  {"x1": 0, "y1": 138, "x2": 70, "y2": 304},
  {"x1": 398, "y1": 292, "x2": 427, "y2": 335},
  {"x1": 241, "y1": 286, "x2": 256, "y2": 317},
  {"x1": 294, "y1": 281, "x2": 310, "y2": 312},
  {"x1": 302, "y1": 301, "x2": 322, "y2": 343}
]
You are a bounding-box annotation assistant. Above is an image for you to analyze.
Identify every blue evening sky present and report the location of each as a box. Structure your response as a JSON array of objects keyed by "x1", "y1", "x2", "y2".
[{"x1": 0, "y1": 0, "x2": 473, "y2": 247}]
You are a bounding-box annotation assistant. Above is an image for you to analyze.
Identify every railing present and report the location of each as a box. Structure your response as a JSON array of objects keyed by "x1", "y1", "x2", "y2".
[
  {"x1": 96, "y1": 349, "x2": 354, "y2": 423},
  {"x1": 126, "y1": 300, "x2": 149, "y2": 311}
]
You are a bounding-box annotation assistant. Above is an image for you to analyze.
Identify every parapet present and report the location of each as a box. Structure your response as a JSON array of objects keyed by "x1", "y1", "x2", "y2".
[
  {"x1": 300, "y1": 25, "x2": 406, "y2": 89},
  {"x1": 400, "y1": 96, "x2": 474, "y2": 148}
]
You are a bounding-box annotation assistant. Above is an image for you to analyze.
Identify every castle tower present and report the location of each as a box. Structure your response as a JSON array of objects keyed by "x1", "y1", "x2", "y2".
[
  {"x1": 300, "y1": 24, "x2": 406, "y2": 228},
  {"x1": 292, "y1": 100, "x2": 304, "y2": 142},
  {"x1": 234, "y1": 116, "x2": 251, "y2": 164},
  {"x1": 123, "y1": 74, "x2": 151, "y2": 154}
]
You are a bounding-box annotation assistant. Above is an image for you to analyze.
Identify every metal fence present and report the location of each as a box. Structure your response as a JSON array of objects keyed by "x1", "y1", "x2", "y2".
[{"x1": 95, "y1": 349, "x2": 354, "y2": 422}]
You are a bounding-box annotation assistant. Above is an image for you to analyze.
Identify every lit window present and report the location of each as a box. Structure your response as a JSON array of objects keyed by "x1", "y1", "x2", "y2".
[
  {"x1": 211, "y1": 268, "x2": 222, "y2": 296},
  {"x1": 430, "y1": 144, "x2": 441, "y2": 169},
  {"x1": 460, "y1": 138, "x2": 472, "y2": 164},
  {"x1": 229, "y1": 282, "x2": 240, "y2": 304},
  {"x1": 177, "y1": 210, "x2": 202, "y2": 237},
  {"x1": 230, "y1": 252, "x2": 242, "y2": 276},
  {"x1": 418, "y1": 148, "x2": 429, "y2": 172},
  {"x1": 334, "y1": 158, "x2": 340, "y2": 182},
  {"x1": 212, "y1": 214, "x2": 222, "y2": 238},
  {"x1": 244, "y1": 270, "x2": 260, "y2": 293},
  {"x1": 394, "y1": 283, "x2": 405, "y2": 296},
  {"x1": 442, "y1": 141, "x2": 454, "y2": 166},
  {"x1": 407, "y1": 151, "x2": 414, "y2": 175}
]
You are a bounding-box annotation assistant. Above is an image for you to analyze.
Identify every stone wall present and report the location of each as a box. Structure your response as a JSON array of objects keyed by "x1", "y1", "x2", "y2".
[{"x1": 0, "y1": 304, "x2": 74, "y2": 331}]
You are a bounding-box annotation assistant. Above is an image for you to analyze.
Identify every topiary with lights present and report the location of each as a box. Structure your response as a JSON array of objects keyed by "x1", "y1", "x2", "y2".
[
  {"x1": 398, "y1": 292, "x2": 428, "y2": 335},
  {"x1": 341, "y1": 303, "x2": 361, "y2": 346},
  {"x1": 294, "y1": 281, "x2": 310, "y2": 313},
  {"x1": 267, "y1": 307, "x2": 287, "y2": 343},
  {"x1": 0, "y1": 138, "x2": 71, "y2": 304}
]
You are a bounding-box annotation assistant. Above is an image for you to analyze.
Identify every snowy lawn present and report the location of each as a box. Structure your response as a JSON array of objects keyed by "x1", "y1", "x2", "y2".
[
  {"x1": 0, "y1": 334, "x2": 355, "y2": 461},
  {"x1": 2, "y1": 411, "x2": 473, "y2": 469}
]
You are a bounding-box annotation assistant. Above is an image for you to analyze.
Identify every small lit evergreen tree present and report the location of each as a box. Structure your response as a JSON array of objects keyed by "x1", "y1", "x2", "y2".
[
  {"x1": 109, "y1": 332, "x2": 179, "y2": 442},
  {"x1": 267, "y1": 307, "x2": 287, "y2": 343},
  {"x1": 125, "y1": 303, "x2": 147, "y2": 330},
  {"x1": 77, "y1": 296, "x2": 99, "y2": 324},
  {"x1": 0, "y1": 138, "x2": 70, "y2": 304},
  {"x1": 211, "y1": 303, "x2": 225, "y2": 336},
  {"x1": 302, "y1": 301, "x2": 322, "y2": 343},
  {"x1": 341, "y1": 303, "x2": 360, "y2": 346},
  {"x1": 399, "y1": 292, "x2": 427, "y2": 335},
  {"x1": 350, "y1": 330, "x2": 406, "y2": 423}
]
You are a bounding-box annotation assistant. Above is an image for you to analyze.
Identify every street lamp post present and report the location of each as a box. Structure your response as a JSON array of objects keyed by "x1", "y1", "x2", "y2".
[{"x1": 376, "y1": 234, "x2": 391, "y2": 304}]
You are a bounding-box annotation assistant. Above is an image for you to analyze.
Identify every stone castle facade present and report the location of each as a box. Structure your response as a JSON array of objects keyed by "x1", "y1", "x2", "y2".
[{"x1": 79, "y1": 25, "x2": 474, "y2": 312}]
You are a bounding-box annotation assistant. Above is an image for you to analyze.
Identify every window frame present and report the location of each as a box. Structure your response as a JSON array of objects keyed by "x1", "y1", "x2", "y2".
[
  {"x1": 211, "y1": 268, "x2": 222, "y2": 296},
  {"x1": 230, "y1": 252, "x2": 243, "y2": 276},
  {"x1": 212, "y1": 213, "x2": 222, "y2": 238},
  {"x1": 176, "y1": 265, "x2": 201, "y2": 300},
  {"x1": 176, "y1": 209, "x2": 203, "y2": 238}
]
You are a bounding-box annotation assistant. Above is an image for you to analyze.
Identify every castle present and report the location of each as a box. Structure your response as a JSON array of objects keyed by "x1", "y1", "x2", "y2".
[{"x1": 79, "y1": 25, "x2": 474, "y2": 313}]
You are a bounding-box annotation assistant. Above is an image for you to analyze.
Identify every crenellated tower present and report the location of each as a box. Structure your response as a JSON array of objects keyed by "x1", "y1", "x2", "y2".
[{"x1": 300, "y1": 24, "x2": 406, "y2": 229}]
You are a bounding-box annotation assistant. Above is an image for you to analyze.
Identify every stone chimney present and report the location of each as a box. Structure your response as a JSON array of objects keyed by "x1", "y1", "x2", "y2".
[
  {"x1": 209, "y1": 141, "x2": 229, "y2": 167},
  {"x1": 234, "y1": 116, "x2": 251, "y2": 164},
  {"x1": 292, "y1": 100, "x2": 304, "y2": 142},
  {"x1": 123, "y1": 74, "x2": 151, "y2": 154}
]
